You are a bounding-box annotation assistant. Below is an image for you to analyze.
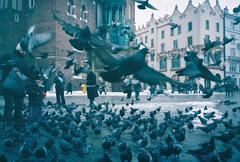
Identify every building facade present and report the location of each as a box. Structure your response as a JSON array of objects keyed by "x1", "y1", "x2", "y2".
[
  {"x1": 136, "y1": 0, "x2": 224, "y2": 89},
  {"x1": 0, "y1": 0, "x2": 135, "y2": 91},
  {"x1": 224, "y1": 8, "x2": 240, "y2": 87}
]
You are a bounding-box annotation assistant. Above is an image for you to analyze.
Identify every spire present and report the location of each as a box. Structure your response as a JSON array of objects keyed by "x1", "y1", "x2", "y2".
[
  {"x1": 151, "y1": 13, "x2": 154, "y2": 19},
  {"x1": 188, "y1": 0, "x2": 192, "y2": 5},
  {"x1": 216, "y1": 0, "x2": 219, "y2": 6},
  {"x1": 174, "y1": 5, "x2": 179, "y2": 12}
]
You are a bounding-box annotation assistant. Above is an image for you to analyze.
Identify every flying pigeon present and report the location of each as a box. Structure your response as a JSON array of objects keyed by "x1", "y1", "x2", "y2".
[{"x1": 135, "y1": 0, "x2": 158, "y2": 10}]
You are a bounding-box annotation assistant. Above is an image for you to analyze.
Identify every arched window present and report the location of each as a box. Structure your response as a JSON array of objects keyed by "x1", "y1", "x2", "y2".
[
  {"x1": 29, "y1": 0, "x2": 35, "y2": 9},
  {"x1": 159, "y1": 57, "x2": 167, "y2": 70},
  {"x1": 80, "y1": 4, "x2": 87, "y2": 21},
  {"x1": 67, "y1": 0, "x2": 75, "y2": 16},
  {"x1": 171, "y1": 55, "x2": 180, "y2": 68}
]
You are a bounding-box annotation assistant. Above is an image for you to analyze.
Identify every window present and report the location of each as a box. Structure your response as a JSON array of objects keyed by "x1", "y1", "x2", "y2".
[
  {"x1": 173, "y1": 40, "x2": 178, "y2": 49},
  {"x1": 170, "y1": 28, "x2": 174, "y2": 36},
  {"x1": 161, "y1": 30, "x2": 165, "y2": 39},
  {"x1": 161, "y1": 43, "x2": 165, "y2": 52},
  {"x1": 1, "y1": 0, "x2": 8, "y2": 9},
  {"x1": 29, "y1": 0, "x2": 35, "y2": 8},
  {"x1": 145, "y1": 36, "x2": 148, "y2": 43},
  {"x1": 172, "y1": 55, "x2": 180, "y2": 68},
  {"x1": 150, "y1": 39, "x2": 154, "y2": 47},
  {"x1": 178, "y1": 25, "x2": 181, "y2": 34},
  {"x1": 216, "y1": 37, "x2": 220, "y2": 42},
  {"x1": 12, "y1": 0, "x2": 22, "y2": 10},
  {"x1": 151, "y1": 28, "x2": 154, "y2": 34},
  {"x1": 140, "y1": 37, "x2": 143, "y2": 43},
  {"x1": 67, "y1": 0, "x2": 76, "y2": 16},
  {"x1": 230, "y1": 65, "x2": 236, "y2": 72},
  {"x1": 231, "y1": 34, "x2": 235, "y2": 44},
  {"x1": 4, "y1": 0, "x2": 7, "y2": 8},
  {"x1": 230, "y1": 48, "x2": 236, "y2": 56},
  {"x1": 188, "y1": 22, "x2": 192, "y2": 31},
  {"x1": 80, "y1": 5, "x2": 87, "y2": 21},
  {"x1": 216, "y1": 23, "x2": 220, "y2": 32},
  {"x1": 205, "y1": 20, "x2": 209, "y2": 30},
  {"x1": 159, "y1": 57, "x2": 167, "y2": 70},
  {"x1": 14, "y1": 13, "x2": 19, "y2": 22},
  {"x1": 150, "y1": 53, "x2": 155, "y2": 61},
  {"x1": 0, "y1": 0, "x2": 3, "y2": 9},
  {"x1": 187, "y1": 36, "x2": 193, "y2": 46},
  {"x1": 135, "y1": 39, "x2": 138, "y2": 44}
]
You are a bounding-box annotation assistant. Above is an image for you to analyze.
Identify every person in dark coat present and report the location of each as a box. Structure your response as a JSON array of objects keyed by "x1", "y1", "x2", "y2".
[
  {"x1": 0, "y1": 50, "x2": 32, "y2": 130},
  {"x1": 122, "y1": 77, "x2": 133, "y2": 99},
  {"x1": 66, "y1": 80, "x2": 73, "y2": 94},
  {"x1": 26, "y1": 73, "x2": 46, "y2": 123},
  {"x1": 86, "y1": 71, "x2": 98, "y2": 107},
  {"x1": 54, "y1": 71, "x2": 66, "y2": 105},
  {"x1": 133, "y1": 80, "x2": 141, "y2": 101}
]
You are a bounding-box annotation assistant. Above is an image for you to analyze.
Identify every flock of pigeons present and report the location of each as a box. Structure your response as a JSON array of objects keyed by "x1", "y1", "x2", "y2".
[{"x1": 1, "y1": 98, "x2": 240, "y2": 161}]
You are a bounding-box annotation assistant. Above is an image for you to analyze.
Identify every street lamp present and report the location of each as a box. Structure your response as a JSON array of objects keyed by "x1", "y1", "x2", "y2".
[{"x1": 223, "y1": 8, "x2": 226, "y2": 78}]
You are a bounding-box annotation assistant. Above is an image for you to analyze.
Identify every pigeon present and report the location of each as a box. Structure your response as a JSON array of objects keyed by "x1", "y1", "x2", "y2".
[
  {"x1": 97, "y1": 153, "x2": 113, "y2": 162},
  {"x1": 135, "y1": 0, "x2": 158, "y2": 10},
  {"x1": 197, "y1": 122, "x2": 217, "y2": 133},
  {"x1": 169, "y1": 22, "x2": 179, "y2": 30},
  {"x1": 16, "y1": 25, "x2": 53, "y2": 55},
  {"x1": 217, "y1": 146, "x2": 232, "y2": 161},
  {"x1": 233, "y1": 16, "x2": 240, "y2": 25},
  {"x1": 233, "y1": 4, "x2": 240, "y2": 13},
  {"x1": 202, "y1": 37, "x2": 221, "y2": 52},
  {"x1": 203, "y1": 112, "x2": 215, "y2": 119},
  {"x1": 222, "y1": 37, "x2": 236, "y2": 46},
  {"x1": 138, "y1": 148, "x2": 150, "y2": 162},
  {"x1": 3, "y1": 138, "x2": 14, "y2": 148},
  {"x1": 208, "y1": 50, "x2": 222, "y2": 66},
  {"x1": 0, "y1": 154, "x2": 8, "y2": 162},
  {"x1": 19, "y1": 143, "x2": 31, "y2": 159},
  {"x1": 64, "y1": 58, "x2": 76, "y2": 69},
  {"x1": 214, "y1": 131, "x2": 235, "y2": 143},
  {"x1": 60, "y1": 140, "x2": 72, "y2": 153},
  {"x1": 176, "y1": 50, "x2": 222, "y2": 83},
  {"x1": 34, "y1": 147, "x2": 47, "y2": 159},
  {"x1": 198, "y1": 116, "x2": 207, "y2": 125},
  {"x1": 187, "y1": 122, "x2": 194, "y2": 130},
  {"x1": 120, "y1": 147, "x2": 132, "y2": 162},
  {"x1": 172, "y1": 143, "x2": 183, "y2": 158}
]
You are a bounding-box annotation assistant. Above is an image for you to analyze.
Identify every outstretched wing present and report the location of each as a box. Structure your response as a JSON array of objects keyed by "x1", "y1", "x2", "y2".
[
  {"x1": 93, "y1": 47, "x2": 130, "y2": 66},
  {"x1": 29, "y1": 33, "x2": 53, "y2": 51},
  {"x1": 146, "y1": 3, "x2": 158, "y2": 10},
  {"x1": 134, "y1": 65, "x2": 188, "y2": 87},
  {"x1": 176, "y1": 62, "x2": 202, "y2": 77},
  {"x1": 53, "y1": 11, "x2": 80, "y2": 37}
]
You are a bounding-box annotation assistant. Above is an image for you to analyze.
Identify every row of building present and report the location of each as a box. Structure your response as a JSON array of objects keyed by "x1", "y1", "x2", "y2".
[
  {"x1": 0, "y1": 0, "x2": 135, "y2": 91},
  {"x1": 136, "y1": 0, "x2": 240, "y2": 89}
]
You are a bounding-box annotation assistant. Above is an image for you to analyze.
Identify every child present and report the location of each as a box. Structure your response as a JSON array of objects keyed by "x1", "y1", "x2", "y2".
[{"x1": 27, "y1": 78, "x2": 46, "y2": 123}]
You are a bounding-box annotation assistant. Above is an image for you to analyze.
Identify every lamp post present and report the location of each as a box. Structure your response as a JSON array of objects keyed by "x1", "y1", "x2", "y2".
[{"x1": 223, "y1": 8, "x2": 226, "y2": 78}]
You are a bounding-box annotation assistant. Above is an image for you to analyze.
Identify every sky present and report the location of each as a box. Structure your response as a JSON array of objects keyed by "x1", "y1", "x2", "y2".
[{"x1": 135, "y1": 0, "x2": 239, "y2": 27}]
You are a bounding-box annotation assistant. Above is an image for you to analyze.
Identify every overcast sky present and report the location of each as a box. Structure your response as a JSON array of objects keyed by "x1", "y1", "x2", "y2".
[{"x1": 135, "y1": 0, "x2": 239, "y2": 26}]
